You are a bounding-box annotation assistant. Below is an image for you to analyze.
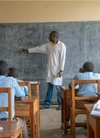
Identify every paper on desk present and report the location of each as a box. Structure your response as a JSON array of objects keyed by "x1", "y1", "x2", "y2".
[
  {"x1": 0, "y1": 126, "x2": 3, "y2": 130},
  {"x1": 91, "y1": 100, "x2": 100, "y2": 116},
  {"x1": 75, "y1": 85, "x2": 79, "y2": 89},
  {"x1": 30, "y1": 81, "x2": 38, "y2": 84}
]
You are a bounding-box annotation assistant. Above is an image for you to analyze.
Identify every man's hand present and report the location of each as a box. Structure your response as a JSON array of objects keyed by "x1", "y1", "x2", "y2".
[
  {"x1": 20, "y1": 48, "x2": 28, "y2": 52},
  {"x1": 57, "y1": 70, "x2": 63, "y2": 77},
  {"x1": 79, "y1": 68, "x2": 84, "y2": 73}
]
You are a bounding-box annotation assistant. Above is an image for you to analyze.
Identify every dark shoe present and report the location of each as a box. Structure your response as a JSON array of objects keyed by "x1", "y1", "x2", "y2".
[
  {"x1": 40, "y1": 105, "x2": 50, "y2": 109},
  {"x1": 26, "y1": 120, "x2": 30, "y2": 124},
  {"x1": 56, "y1": 105, "x2": 61, "y2": 110},
  {"x1": 84, "y1": 126, "x2": 87, "y2": 129},
  {"x1": 67, "y1": 121, "x2": 70, "y2": 129},
  {"x1": 84, "y1": 120, "x2": 87, "y2": 129}
]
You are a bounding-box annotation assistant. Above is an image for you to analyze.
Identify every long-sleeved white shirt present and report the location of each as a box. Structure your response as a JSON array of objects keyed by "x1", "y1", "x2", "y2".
[{"x1": 28, "y1": 40, "x2": 66, "y2": 85}]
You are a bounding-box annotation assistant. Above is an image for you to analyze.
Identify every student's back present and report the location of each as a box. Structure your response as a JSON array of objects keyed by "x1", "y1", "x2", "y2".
[
  {"x1": 75, "y1": 72, "x2": 100, "y2": 96},
  {"x1": 69, "y1": 62, "x2": 100, "y2": 96},
  {"x1": 0, "y1": 62, "x2": 24, "y2": 119},
  {"x1": 67, "y1": 62, "x2": 100, "y2": 122}
]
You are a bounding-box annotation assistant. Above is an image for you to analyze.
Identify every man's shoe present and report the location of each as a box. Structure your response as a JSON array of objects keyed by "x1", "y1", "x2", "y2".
[
  {"x1": 56, "y1": 105, "x2": 61, "y2": 110},
  {"x1": 40, "y1": 105, "x2": 50, "y2": 109},
  {"x1": 26, "y1": 120, "x2": 30, "y2": 124},
  {"x1": 67, "y1": 121, "x2": 70, "y2": 129}
]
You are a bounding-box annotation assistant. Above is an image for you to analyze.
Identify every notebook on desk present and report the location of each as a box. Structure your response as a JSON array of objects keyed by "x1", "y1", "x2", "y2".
[
  {"x1": 30, "y1": 81, "x2": 38, "y2": 84},
  {"x1": 91, "y1": 100, "x2": 100, "y2": 116}
]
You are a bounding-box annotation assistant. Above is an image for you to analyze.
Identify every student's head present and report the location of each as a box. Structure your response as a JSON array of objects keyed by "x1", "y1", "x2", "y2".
[
  {"x1": 82, "y1": 62, "x2": 94, "y2": 72},
  {"x1": 49, "y1": 31, "x2": 58, "y2": 43},
  {"x1": 8, "y1": 67, "x2": 18, "y2": 78},
  {"x1": 0, "y1": 60, "x2": 9, "y2": 76}
]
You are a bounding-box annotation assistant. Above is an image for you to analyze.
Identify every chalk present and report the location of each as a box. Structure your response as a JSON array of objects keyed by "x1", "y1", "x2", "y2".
[{"x1": 0, "y1": 126, "x2": 3, "y2": 130}]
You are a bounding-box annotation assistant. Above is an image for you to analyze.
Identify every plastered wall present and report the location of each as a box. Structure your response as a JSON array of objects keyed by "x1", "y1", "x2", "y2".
[{"x1": 0, "y1": 1, "x2": 100, "y2": 23}]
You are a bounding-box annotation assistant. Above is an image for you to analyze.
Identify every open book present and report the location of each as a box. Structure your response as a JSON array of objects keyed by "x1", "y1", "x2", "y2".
[{"x1": 91, "y1": 100, "x2": 100, "y2": 116}]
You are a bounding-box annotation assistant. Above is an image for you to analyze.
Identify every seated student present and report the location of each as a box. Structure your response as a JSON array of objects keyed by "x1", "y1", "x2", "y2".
[
  {"x1": 67, "y1": 61, "x2": 100, "y2": 122},
  {"x1": 8, "y1": 67, "x2": 28, "y2": 96},
  {"x1": 0, "y1": 60, "x2": 28, "y2": 138}
]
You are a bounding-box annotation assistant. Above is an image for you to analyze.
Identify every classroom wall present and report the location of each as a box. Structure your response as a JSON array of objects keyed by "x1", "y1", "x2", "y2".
[
  {"x1": 0, "y1": 1, "x2": 100, "y2": 102},
  {"x1": 0, "y1": 1, "x2": 100, "y2": 23}
]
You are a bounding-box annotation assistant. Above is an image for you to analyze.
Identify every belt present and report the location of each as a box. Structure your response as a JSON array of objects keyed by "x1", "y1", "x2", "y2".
[
  {"x1": 0, "y1": 118, "x2": 8, "y2": 121},
  {"x1": 0, "y1": 118, "x2": 17, "y2": 121}
]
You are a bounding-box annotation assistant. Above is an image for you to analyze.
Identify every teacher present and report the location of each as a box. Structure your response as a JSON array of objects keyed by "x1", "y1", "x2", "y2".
[{"x1": 21, "y1": 31, "x2": 66, "y2": 110}]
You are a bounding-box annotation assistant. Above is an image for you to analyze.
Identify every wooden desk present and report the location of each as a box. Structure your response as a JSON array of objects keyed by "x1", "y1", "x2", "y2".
[
  {"x1": 0, "y1": 120, "x2": 23, "y2": 138},
  {"x1": 15, "y1": 96, "x2": 40, "y2": 138},
  {"x1": 84, "y1": 104, "x2": 100, "y2": 138},
  {"x1": 61, "y1": 86, "x2": 78, "y2": 134},
  {"x1": 30, "y1": 81, "x2": 40, "y2": 97},
  {"x1": 61, "y1": 86, "x2": 71, "y2": 134}
]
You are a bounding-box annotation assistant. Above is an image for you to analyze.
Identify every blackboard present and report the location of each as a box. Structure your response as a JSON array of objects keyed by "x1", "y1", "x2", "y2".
[{"x1": 0, "y1": 22, "x2": 100, "y2": 85}]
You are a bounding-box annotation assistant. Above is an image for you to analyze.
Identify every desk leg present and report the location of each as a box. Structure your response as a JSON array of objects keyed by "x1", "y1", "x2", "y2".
[
  {"x1": 61, "y1": 96, "x2": 63, "y2": 129},
  {"x1": 30, "y1": 104, "x2": 34, "y2": 138},
  {"x1": 95, "y1": 121, "x2": 100, "y2": 138},
  {"x1": 63, "y1": 92, "x2": 67, "y2": 134},
  {"x1": 87, "y1": 114, "x2": 94, "y2": 138},
  {"x1": 88, "y1": 125, "x2": 94, "y2": 138},
  {"x1": 36, "y1": 110, "x2": 40, "y2": 138}
]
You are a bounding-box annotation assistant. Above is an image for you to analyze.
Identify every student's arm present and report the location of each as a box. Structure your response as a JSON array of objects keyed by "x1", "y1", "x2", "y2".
[
  {"x1": 13, "y1": 79, "x2": 25, "y2": 97},
  {"x1": 69, "y1": 68, "x2": 83, "y2": 89},
  {"x1": 69, "y1": 75, "x2": 78, "y2": 89},
  {"x1": 21, "y1": 44, "x2": 48, "y2": 54}
]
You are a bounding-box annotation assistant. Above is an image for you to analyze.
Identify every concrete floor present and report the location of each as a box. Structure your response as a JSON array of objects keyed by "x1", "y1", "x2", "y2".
[{"x1": 40, "y1": 105, "x2": 87, "y2": 138}]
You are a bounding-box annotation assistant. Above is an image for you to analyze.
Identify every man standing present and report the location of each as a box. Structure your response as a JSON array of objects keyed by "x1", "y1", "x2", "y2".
[{"x1": 21, "y1": 31, "x2": 66, "y2": 110}]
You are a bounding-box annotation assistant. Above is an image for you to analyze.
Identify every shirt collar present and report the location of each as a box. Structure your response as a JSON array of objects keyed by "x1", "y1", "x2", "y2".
[
  {"x1": 51, "y1": 40, "x2": 60, "y2": 46},
  {"x1": 0, "y1": 75, "x2": 6, "y2": 80},
  {"x1": 57, "y1": 40, "x2": 60, "y2": 44}
]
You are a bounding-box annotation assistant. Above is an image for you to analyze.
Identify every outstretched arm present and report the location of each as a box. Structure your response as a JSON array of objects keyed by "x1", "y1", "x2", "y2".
[{"x1": 20, "y1": 44, "x2": 48, "y2": 54}]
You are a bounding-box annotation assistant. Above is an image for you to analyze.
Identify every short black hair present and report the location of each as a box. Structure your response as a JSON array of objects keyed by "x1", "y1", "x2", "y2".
[
  {"x1": 83, "y1": 62, "x2": 94, "y2": 72},
  {"x1": 49, "y1": 31, "x2": 58, "y2": 37},
  {"x1": 0, "y1": 60, "x2": 9, "y2": 75},
  {"x1": 8, "y1": 67, "x2": 18, "y2": 78}
]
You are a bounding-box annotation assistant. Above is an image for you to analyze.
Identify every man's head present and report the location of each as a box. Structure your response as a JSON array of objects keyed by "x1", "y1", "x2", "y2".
[
  {"x1": 0, "y1": 60, "x2": 9, "y2": 76},
  {"x1": 82, "y1": 62, "x2": 94, "y2": 72},
  {"x1": 49, "y1": 31, "x2": 58, "y2": 43},
  {"x1": 8, "y1": 67, "x2": 18, "y2": 78}
]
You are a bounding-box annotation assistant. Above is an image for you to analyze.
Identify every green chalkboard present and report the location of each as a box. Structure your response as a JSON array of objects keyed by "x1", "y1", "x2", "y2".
[{"x1": 0, "y1": 22, "x2": 100, "y2": 81}]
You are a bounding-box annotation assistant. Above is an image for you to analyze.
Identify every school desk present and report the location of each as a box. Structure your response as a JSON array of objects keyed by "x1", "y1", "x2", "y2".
[
  {"x1": 15, "y1": 96, "x2": 40, "y2": 138},
  {"x1": 84, "y1": 104, "x2": 100, "y2": 138},
  {"x1": 61, "y1": 86, "x2": 78, "y2": 134}
]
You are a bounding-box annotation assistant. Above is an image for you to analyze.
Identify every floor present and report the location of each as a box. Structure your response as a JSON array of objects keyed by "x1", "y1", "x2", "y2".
[{"x1": 40, "y1": 105, "x2": 87, "y2": 138}]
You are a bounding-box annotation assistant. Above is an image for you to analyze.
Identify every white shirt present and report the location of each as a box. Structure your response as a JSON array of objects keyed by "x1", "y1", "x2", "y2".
[{"x1": 28, "y1": 41, "x2": 66, "y2": 85}]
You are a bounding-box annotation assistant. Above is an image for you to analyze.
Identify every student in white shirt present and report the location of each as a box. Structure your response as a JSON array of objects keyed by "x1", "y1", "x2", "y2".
[{"x1": 21, "y1": 31, "x2": 66, "y2": 110}]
